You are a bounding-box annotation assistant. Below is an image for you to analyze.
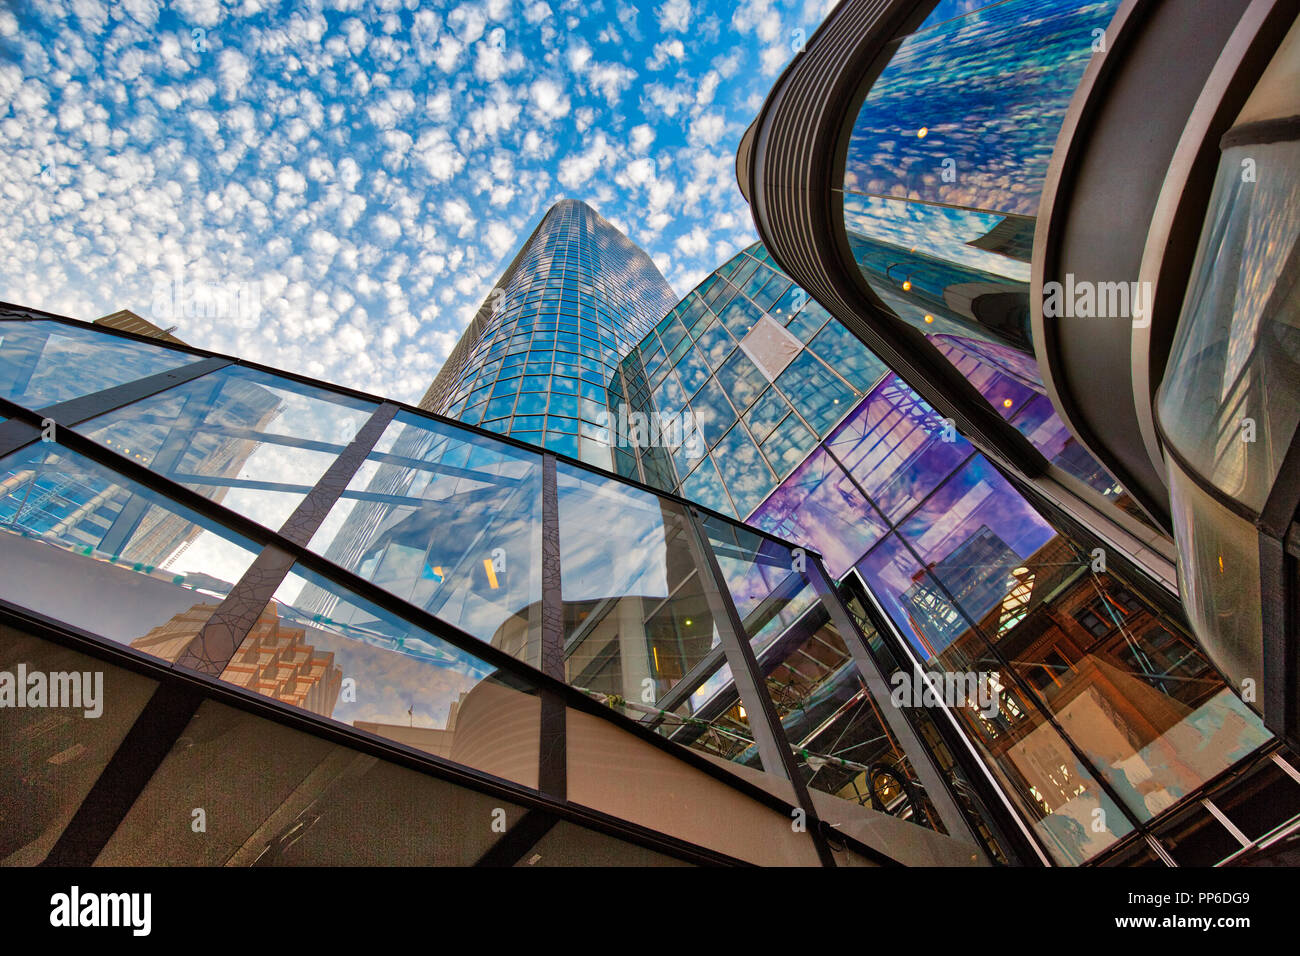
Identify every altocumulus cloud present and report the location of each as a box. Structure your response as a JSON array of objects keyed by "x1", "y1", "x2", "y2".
[{"x1": 0, "y1": 0, "x2": 835, "y2": 403}]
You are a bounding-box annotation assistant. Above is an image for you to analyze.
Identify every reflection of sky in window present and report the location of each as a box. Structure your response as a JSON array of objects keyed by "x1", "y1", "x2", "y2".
[
  {"x1": 748, "y1": 446, "x2": 887, "y2": 577},
  {"x1": 898, "y1": 456, "x2": 1056, "y2": 565},
  {"x1": 0, "y1": 441, "x2": 259, "y2": 591},
  {"x1": 81, "y1": 365, "x2": 374, "y2": 533},
  {"x1": 856, "y1": 535, "x2": 944, "y2": 659},
  {"x1": 842, "y1": 195, "x2": 1030, "y2": 284},
  {"x1": 557, "y1": 465, "x2": 676, "y2": 604},
  {"x1": 844, "y1": 0, "x2": 1119, "y2": 215},
  {"x1": 0, "y1": 320, "x2": 199, "y2": 407}
]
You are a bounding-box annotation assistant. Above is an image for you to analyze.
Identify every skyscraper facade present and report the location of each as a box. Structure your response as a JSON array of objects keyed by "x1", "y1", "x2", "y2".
[
  {"x1": 608, "y1": 243, "x2": 888, "y2": 511},
  {"x1": 604, "y1": 239, "x2": 1288, "y2": 866},
  {"x1": 420, "y1": 199, "x2": 678, "y2": 470}
]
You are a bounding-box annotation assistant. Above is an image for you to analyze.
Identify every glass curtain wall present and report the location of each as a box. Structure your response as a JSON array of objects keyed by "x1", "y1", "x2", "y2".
[
  {"x1": 611, "y1": 243, "x2": 888, "y2": 516},
  {"x1": 748, "y1": 370, "x2": 1272, "y2": 864},
  {"x1": 430, "y1": 200, "x2": 678, "y2": 470}
]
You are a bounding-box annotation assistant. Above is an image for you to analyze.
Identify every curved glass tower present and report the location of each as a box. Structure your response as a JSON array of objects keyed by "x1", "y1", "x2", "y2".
[{"x1": 421, "y1": 199, "x2": 678, "y2": 470}]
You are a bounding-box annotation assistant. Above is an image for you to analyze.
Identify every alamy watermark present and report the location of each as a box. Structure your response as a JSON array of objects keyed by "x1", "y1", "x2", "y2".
[
  {"x1": 0, "y1": 664, "x2": 103, "y2": 718},
  {"x1": 890, "y1": 667, "x2": 1000, "y2": 718},
  {"x1": 50, "y1": 886, "x2": 150, "y2": 936},
  {"x1": 151, "y1": 272, "x2": 262, "y2": 323},
  {"x1": 612, "y1": 406, "x2": 704, "y2": 457},
  {"x1": 1042, "y1": 273, "x2": 1153, "y2": 327}
]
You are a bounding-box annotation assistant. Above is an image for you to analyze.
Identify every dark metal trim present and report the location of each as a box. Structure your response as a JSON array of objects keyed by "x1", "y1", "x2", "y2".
[
  {"x1": 1258, "y1": 428, "x2": 1300, "y2": 542},
  {"x1": 1258, "y1": 532, "x2": 1297, "y2": 747},
  {"x1": 473, "y1": 810, "x2": 559, "y2": 867},
  {"x1": 1220, "y1": 114, "x2": 1300, "y2": 147},
  {"x1": 277, "y1": 402, "x2": 399, "y2": 547},
  {"x1": 173, "y1": 545, "x2": 298, "y2": 675},
  {"x1": 539, "y1": 453, "x2": 565, "y2": 680}
]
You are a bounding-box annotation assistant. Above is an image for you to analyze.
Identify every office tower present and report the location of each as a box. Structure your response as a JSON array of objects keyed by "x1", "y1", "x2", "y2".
[
  {"x1": 419, "y1": 198, "x2": 678, "y2": 470},
  {"x1": 727, "y1": 0, "x2": 1299, "y2": 864}
]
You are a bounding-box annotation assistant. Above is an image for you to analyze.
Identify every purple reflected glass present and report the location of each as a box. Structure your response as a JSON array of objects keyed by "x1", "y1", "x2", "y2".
[
  {"x1": 826, "y1": 375, "x2": 973, "y2": 524},
  {"x1": 747, "y1": 446, "x2": 886, "y2": 577},
  {"x1": 856, "y1": 534, "x2": 968, "y2": 662}
]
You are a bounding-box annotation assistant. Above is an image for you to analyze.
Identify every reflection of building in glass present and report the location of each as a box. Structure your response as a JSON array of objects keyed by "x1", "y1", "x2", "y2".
[
  {"x1": 0, "y1": 319, "x2": 283, "y2": 573},
  {"x1": 131, "y1": 602, "x2": 344, "y2": 718},
  {"x1": 421, "y1": 199, "x2": 678, "y2": 470}
]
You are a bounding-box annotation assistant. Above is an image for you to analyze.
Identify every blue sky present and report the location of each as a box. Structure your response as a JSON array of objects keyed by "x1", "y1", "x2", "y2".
[{"x1": 0, "y1": 0, "x2": 834, "y2": 403}]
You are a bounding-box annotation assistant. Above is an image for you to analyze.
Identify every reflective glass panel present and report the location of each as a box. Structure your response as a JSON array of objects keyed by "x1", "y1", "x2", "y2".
[
  {"x1": 305, "y1": 410, "x2": 544, "y2": 666},
  {"x1": 224, "y1": 565, "x2": 542, "y2": 789},
  {"x1": 81, "y1": 365, "x2": 376, "y2": 531},
  {"x1": 0, "y1": 442, "x2": 262, "y2": 653},
  {"x1": 748, "y1": 447, "x2": 888, "y2": 578},
  {"x1": 556, "y1": 464, "x2": 722, "y2": 708},
  {"x1": 1157, "y1": 139, "x2": 1300, "y2": 513},
  {"x1": 856, "y1": 534, "x2": 1133, "y2": 864},
  {"x1": 0, "y1": 320, "x2": 201, "y2": 409}
]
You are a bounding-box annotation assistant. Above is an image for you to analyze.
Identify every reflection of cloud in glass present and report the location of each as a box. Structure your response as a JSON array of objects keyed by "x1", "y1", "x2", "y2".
[
  {"x1": 842, "y1": 194, "x2": 1029, "y2": 283},
  {"x1": 0, "y1": 321, "x2": 200, "y2": 407},
  {"x1": 274, "y1": 569, "x2": 500, "y2": 730},
  {"x1": 749, "y1": 447, "x2": 885, "y2": 578},
  {"x1": 844, "y1": 0, "x2": 1119, "y2": 215},
  {"x1": 899, "y1": 456, "x2": 1056, "y2": 565}
]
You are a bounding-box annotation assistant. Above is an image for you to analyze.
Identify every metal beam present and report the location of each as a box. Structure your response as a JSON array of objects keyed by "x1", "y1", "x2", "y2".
[{"x1": 682, "y1": 504, "x2": 840, "y2": 867}]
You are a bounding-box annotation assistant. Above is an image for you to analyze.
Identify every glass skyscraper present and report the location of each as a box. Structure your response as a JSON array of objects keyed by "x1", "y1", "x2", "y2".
[{"x1": 420, "y1": 199, "x2": 678, "y2": 470}]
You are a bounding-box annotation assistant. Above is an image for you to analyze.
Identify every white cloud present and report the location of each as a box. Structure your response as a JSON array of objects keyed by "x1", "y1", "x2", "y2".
[
  {"x1": 647, "y1": 39, "x2": 685, "y2": 70},
  {"x1": 675, "y1": 226, "x2": 709, "y2": 256},
  {"x1": 529, "y1": 77, "x2": 570, "y2": 122},
  {"x1": 276, "y1": 167, "x2": 307, "y2": 193},
  {"x1": 524, "y1": 2, "x2": 553, "y2": 24},
  {"x1": 587, "y1": 62, "x2": 635, "y2": 104},
  {"x1": 413, "y1": 127, "x2": 466, "y2": 180},
  {"x1": 657, "y1": 0, "x2": 692, "y2": 33},
  {"x1": 217, "y1": 49, "x2": 251, "y2": 99},
  {"x1": 629, "y1": 124, "x2": 655, "y2": 153},
  {"x1": 557, "y1": 131, "x2": 615, "y2": 189}
]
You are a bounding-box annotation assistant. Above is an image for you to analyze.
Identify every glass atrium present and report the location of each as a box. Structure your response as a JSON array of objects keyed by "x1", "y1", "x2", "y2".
[{"x1": 0, "y1": 309, "x2": 990, "y2": 867}]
